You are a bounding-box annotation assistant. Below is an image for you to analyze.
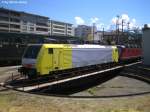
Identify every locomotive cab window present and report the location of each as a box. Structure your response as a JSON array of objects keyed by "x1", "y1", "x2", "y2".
[
  {"x1": 48, "y1": 48, "x2": 53, "y2": 54},
  {"x1": 23, "y1": 45, "x2": 42, "y2": 59}
]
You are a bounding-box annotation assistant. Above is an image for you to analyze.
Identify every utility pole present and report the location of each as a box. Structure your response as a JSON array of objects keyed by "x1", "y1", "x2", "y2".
[
  {"x1": 102, "y1": 27, "x2": 104, "y2": 43},
  {"x1": 122, "y1": 19, "x2": 125, "y2": 33},
  {"x1": 116, "y1": 17, "x2": 118, "y2": 44},
  {"x1": 121, "y1": 19, "x2": 126, "y2": 45},
  {"x1": 127, "y1": 22, "x2": 130, "y2": 32},
  {"x1": 92, "y1": 23, "x2": 95, "y2": 42},
  {"x1": 116, "y1": 15, "x2": 120, "y2": 44}
]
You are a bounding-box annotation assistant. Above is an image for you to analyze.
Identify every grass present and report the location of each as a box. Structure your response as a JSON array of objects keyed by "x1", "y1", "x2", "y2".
[{"x1": 0, "y1": 88, "x2": 150, "y2": 112}]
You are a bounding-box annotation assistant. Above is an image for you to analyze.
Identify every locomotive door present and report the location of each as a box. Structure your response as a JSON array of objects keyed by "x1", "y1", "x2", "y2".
[{"x1": 53, "y1": 48, "x2": 62, "y2": 70}]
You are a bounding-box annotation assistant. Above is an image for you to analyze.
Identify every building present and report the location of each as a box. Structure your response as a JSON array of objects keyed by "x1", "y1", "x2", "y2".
[
  {"x1": 142, "y1": 24, "x2": 150, "y2": 65},
  {"x1": 94, "y1": 31, "x2": 103, "y2": 41},
  {"x1": 50, "y1": 20, "x2": 73, "y2": 36},
  {"x1": 0, "y1": 8, "x2": 73, "y2": 36},
  {"x1": 75, "y1": 25, "x2": 98, "y2": 41},
  {"x1": 75, "y1": 25, "x2": 92, "y2": 40}
]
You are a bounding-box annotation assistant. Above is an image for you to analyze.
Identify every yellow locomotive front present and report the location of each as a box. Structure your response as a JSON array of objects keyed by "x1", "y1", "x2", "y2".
[{"x1": 19, "y1": 44, "x2": 42, "y2": 78}]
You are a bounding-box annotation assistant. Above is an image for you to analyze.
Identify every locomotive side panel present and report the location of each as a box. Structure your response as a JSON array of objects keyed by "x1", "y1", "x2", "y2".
[
  {"x1": 120, "y1": 48, "x2": 142, "y2": 60},
  {"x1": 62, "y1": 48, "x2": 72, "y2": 69},
  {"x1": 36, "y1": 44, "x2": 73, "y2": 75},
  {"x1": 72, "y1": 48, "x2": 114, "y2": 68},
  {"x1": 36, "y1": 46, "x2": 53, "y2": 75}
]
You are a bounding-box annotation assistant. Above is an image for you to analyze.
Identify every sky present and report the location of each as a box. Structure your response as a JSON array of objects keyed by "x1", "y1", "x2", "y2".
[{"x1": 0, "y1": 0, "x2": 150, "y2": 30}]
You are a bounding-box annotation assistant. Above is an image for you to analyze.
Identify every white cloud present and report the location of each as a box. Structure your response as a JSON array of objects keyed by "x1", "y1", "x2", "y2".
[
  {"x1": 132, "y1": 18, "x2": 136, "y2": 24},
  {"x1": 90, "y1": 17, "x2": 105, "y2": 30},
  {"x1": 111, "y1": 14, "x2": 130, "y2": 25},
  {"x1": 106, "y1": 25, "x2": 116, "y2": 31},
  {"x1": 74, "y1": 15, "x2": 140, "y2": 31},
  {"x1": 121, "y1": 14, "x2": 130, "y2": 23},
  {"x1": 138, "y1": 26, "x2": 143, "y2": 30},
  {"x1": 111, "y1": 14, "x2": 138, "y2": 30},
  {"x1": 90, "y1": 17, "x2": 99, "y2": 23},
  {"x1": 96, "y1": 23, "x2": 104, "y2": 30},
  {"x1": 74, "y1": 16, "x2": 85, "y2": 25},
  {"x1": 129, "y1": 18, "x2": 137, "y2": 29},
  {"x1": 111, "y1": 17, "x2": 118, "y2": 24}
]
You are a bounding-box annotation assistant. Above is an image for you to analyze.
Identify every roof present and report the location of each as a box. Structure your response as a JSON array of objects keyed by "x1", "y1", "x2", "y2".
[
  {"x1": 0, "y1": 7, "x2": 73, "y2": 25},
  {"x1": 30, "y1": 44, "x2": 116, "y2": 49},
  {"x1": 51, "y1": 20, "x2": 72, "y2": 25},
  {"x1": 0, "y1": 7, "x2": 49, "y2": 19}
]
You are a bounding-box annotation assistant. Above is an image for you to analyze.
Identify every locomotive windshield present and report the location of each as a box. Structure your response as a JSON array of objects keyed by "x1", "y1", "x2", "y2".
[{"x1": 23, "y1": 45, "x2": 42, "y2": 59}]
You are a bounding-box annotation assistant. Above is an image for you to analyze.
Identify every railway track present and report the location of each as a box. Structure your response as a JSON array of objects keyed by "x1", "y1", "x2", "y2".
[
  {"x1": 3, "y1": 61, "x2": 122, "y2": 87},
  {"x1": 4, "y1": 65, "x2": 105, "y2": 87},
  {"x1": 3, "y1": 61, "x2": 141, "y2": 90},
  {"x1": 1, "y1": 61, "x2": 150, "y2": 98},
  {"x1": 120, "y1": 63, "x2": 150, "y2": 84}
]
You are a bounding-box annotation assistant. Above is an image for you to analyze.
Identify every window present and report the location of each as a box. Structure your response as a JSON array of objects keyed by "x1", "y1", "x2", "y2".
[
  {"x1": 22, "y1": 26, "x2": 27, "y2": 31},
  {"x1": 68, "y1": 31, "x2": 71, "y2": 33},
  {"x1": 53, "y1": 21, "x2": 64, "y2": 25},
  {"x1": 36, "y1": 22, "x2": 48, "y2": 27},
  {"x1": 10, "y1": 18, "x2": 20, "y2": 22},
  {"x1": 36, "y1": 28, "x2": 48, "y2": 32},
  {"x1": 67, "y1": 28, "x2": 72, "y2": 30},
  {"x1": 23, "y1": 45, "x2": 42, "y2": 59},
  {"x1": 53, "y1": 29, "x2": 65, "y2": 33},
  {"x1": 0, "y1": 23, "x2": 9, "y2": 28},
  {"x1": 10, "y1": 24, "x2": 20, "y2": 29},
  {"x1": 10, "y1": 12, "x2": 20, "y2": 17},
  {"x1": 29, "y1": 23, "x2": 34, "y2": 26},
  {"x1": 0, "y1": 16, "x2": 9, "y2": 21},
  {"x1": 30, "y1": 27, "x2": 34, "y2": 31},
  {"x1": 48, "y1": 48, "x2": 53, "y2": 54},
  {"x1": 53, "y1": 26, "x2": 65, "y2": 29},
  {"x1": 23, "y1": 21, "x2": 27, "y2": 25}
]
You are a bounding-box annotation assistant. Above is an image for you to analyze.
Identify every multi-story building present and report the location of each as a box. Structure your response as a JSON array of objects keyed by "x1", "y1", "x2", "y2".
[
  {"x1": 94, "y1": 31, "x2": 103, "y2": 41},
  {"x1": 75, "y1": 25, "x2": 97, "y2": 41},
  {"x1": 75, "y1": 25, "x2": 92, "y2": 40},
  {"x1": 50, "y1": 20, "x2": 73, "y2": 36},
  {"x1": 0, "y1": 8, "x2": 73, "y2": 36}
]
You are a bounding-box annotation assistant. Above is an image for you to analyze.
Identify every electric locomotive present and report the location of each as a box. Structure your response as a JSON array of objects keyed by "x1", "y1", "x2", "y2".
[{"x1": 19, "y1": 44, "x2": 119, "y2": 78}]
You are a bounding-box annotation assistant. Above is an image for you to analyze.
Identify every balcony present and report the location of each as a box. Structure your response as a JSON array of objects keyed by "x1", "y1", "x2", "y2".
[
  {"x1": 36, "y1": 25, "x2": 49, "y2": 29},
  {"x1": 52, "y1": 23, "x2": 66, "y2": 28},
  {"x1": 10, "y1": 21, "x2": 20, "y2": 25},
  {"x1": 0, "y1": 21, "x2": 9, "y2": 24},
  {"x1": 10, "y1": 28, "x2": 20, "y2": 31},
  {"x1": 53, "y1": 27, "x2": 65, "y2": 31},
  {"x1": 36, "y1": 22, "x2": 48, "y2": 27},
  {"x1": 52, "y1": 31, "x2": 65, "y2": 35},
  {"x1": 0, "y1": 27, "x2": 9, "y2": 31},
  {"x1": 36, "y1": 27, "x2": 48, "y2": 31},
  {"x1": 9, "y1": 11, "x2": 21, "y2": 19},
  {"x1": 0, "y1": 12, "x2": 9, "y2": 17},
  {"x1": 35, "y1": 31, "x2": 49, "y2": 35}
]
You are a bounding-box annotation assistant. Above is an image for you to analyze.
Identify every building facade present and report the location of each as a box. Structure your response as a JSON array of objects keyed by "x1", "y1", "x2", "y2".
[
  {"x1": 142, "y1": 24, "x2": 150, "y2": 65},
  {"x1": 50, "y1": 20, "x2": 72, "y2": 36},
  {"x1": 75, "y1": 25, "x2": 92, "y2": 40},
  {"x1": 75, "y1": 25, "x2": 98, "y2": 41},
  {"x1": 94, "y1": 31, "x2": 103, "y2": 41},
  {"x1": 0, "y1": 8, "x2": 73, "y2": 36}
]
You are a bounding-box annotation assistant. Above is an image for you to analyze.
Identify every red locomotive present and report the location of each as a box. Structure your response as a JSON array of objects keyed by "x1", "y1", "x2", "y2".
[{"x1": 118, "y1": 45, "x2": 142, "y2": 61}]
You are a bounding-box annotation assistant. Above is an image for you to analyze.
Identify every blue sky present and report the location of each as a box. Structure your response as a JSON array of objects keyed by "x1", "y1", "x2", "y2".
[{"x1": 0, "y1": 0, "x2": 150, "y2": 30}]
